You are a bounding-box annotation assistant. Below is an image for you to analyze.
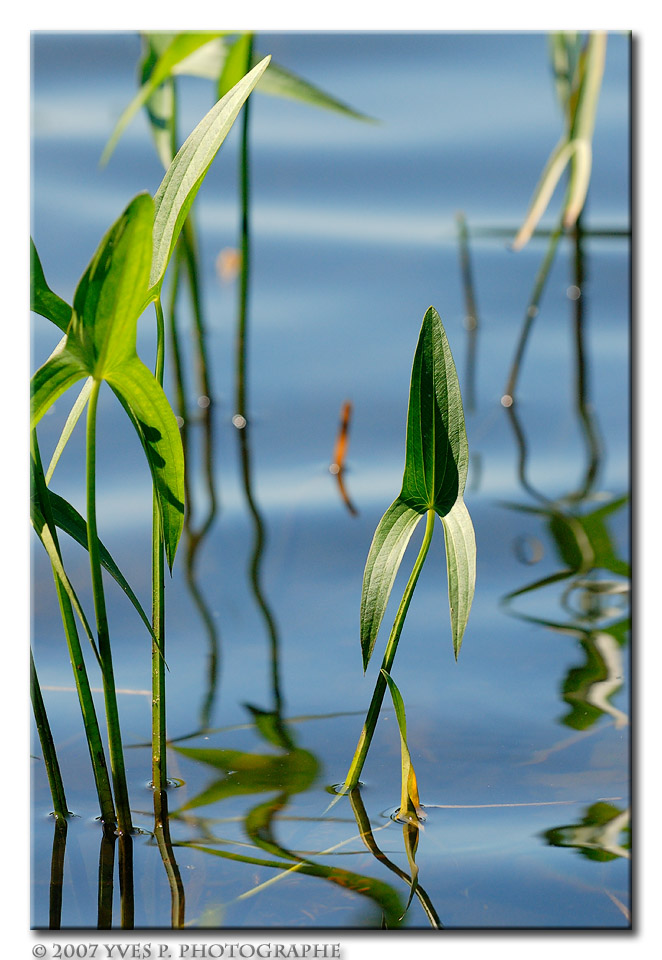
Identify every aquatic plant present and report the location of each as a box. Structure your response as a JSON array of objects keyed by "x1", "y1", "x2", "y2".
[
  {"x1": 30, "y1": 58, "x2": 271, "y2": 845},
  {"x1": 512, "y1": 32, "x2": 606, "y2": 251},
  {"x1": 343, "y1": 306, "x2": 476, "y2": 794}
]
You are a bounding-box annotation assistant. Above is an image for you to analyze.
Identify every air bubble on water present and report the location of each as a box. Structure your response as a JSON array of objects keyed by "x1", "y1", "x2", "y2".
[
  {"x1": 500, "y1": 394, "x2": 513, "y2": 408},
  {"x1": 567, "y1": 285, "x2": 581, "y2": 300},
  {"x1": 175, "y1": 416, "x2": 185, "y2": 428},
  {"x1": 232, "y1": 414, "x2": 247, "y2": 429},
  {"x1": 329, "y1": 463, "x2": 340, "y2": 475},
  {"x1": 197, "y1": 395, "x2": 210, "y2": 408}
]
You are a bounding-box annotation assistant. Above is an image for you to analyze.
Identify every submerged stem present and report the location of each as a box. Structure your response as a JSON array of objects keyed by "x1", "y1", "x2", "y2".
[
  {"x1": 344, "y1": 509, "x2": 436, "y2": 791},
  {"x1": 86, "y1": 378, "x2": 133, "y2": 835}
]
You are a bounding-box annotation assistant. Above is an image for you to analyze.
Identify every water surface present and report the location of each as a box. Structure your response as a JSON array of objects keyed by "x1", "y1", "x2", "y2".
[{"x1": 31, "y1": 31, "x2": 630, "y2": 929}]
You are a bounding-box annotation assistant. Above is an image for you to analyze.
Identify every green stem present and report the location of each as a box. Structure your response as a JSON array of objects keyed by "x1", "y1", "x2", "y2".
[
  {"x1": 344, "y1": 509, "x2": 436, "y2": 791},
  {"x1": 152, "y1": 299, "x2": 167, "y2": 796},
  {"x1": 30, "y1": 648, "x2": 69, "y2": 820},
  {"x1": 31, "y1": 432, "x2": 116, "y2": 825},
  {"x1": 86, "y1": 378, "x2": 133, "y2": 835}
]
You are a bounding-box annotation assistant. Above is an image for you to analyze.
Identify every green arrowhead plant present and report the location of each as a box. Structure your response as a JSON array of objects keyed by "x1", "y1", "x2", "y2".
[
  {"x1": 30, "y1": 54, "x2": 271, "y2": 833},
  {"x1": 343, "y1": 306, "x2": 476, "y2": 793}
]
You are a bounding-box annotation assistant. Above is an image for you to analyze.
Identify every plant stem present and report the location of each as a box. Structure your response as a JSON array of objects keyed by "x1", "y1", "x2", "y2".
[
  {"x1": 344, "y1": 508, "x2": 436, "y2": 791},
  {"x1": 30, "y1": 648, "x2": 69, "y2": 820},
  {"x1": 31, "y1": 433, "x2": 117, "y2": 826},
  {"x1": 86, "y1": 378, "x2": 133, "y2": 835},
  {"x1": 152, "y1": 299, "x2": 167, "y2": 796}
]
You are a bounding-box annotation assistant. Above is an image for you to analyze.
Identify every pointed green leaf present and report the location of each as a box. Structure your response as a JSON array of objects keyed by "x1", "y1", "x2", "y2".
[
  {"x1": 441, "y1": 499, "x2": 476, "y2": 659},
  {"x1": 172, "y1": 37, "x2": 375, "y2": 122},
  {"x1": 401, "y1": 306, "x2": 469, "y2": 511},
  {"x1": 107, "y1": 357, "x2": 185, "y2": 571},
  {"x1": 71, "y1": 193, "x2": 154, "y2": 376},
  {"x1": 360, "y1": 498, "x2": 423, "y2": 670},
  {"x1": 47, "y1": 490, "x2": 157, "y2": 644},
  {"x1": 252, "y1": 55, "x2": 376, "y2": 122},
  {"x1": 45, "y1": 378, "x2": 93, "y2": 484},
  {"x1": 30, "y1": 339, "x2": 87, "y2": 430},
  {"x1": 360, "y1": 306, "x2": 475, "y2": 668},
  {"x1": 31, "y1": 239, "x2": 73, "y2": 332},
  {"x1": 149, "y1": 55, "x2": 271, "y2": 296},
  {"x1": 100, "y1": 32, "x2": 226, "y2": 167}
]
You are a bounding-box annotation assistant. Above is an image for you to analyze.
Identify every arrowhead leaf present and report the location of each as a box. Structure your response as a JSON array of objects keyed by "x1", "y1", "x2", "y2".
[
  {"x1": 32, "y1": 194, "x2": 185, "y2": 570},
  {"x1": 360, "y1": 307, "x2": 475, "y2": 668}
]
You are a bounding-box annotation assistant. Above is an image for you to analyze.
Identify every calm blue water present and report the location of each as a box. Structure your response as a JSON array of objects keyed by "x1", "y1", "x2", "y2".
[{"x1": 31, "y1": 32, "x2": 630, "y2": 929}]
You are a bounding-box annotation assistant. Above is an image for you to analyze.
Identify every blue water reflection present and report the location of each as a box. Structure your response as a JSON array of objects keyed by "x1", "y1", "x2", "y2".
[{"x1": 31, "y1": 31, "x2": 629, "y2": 928}]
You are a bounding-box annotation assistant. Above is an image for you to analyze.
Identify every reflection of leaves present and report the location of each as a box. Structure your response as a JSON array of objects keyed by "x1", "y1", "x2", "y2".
[
  {"x1": 349, "y1": 789, "x2": 442, "y2": 928},
  {"x1": 561, "y1": 622, "x2": 629, "y2": 730},
  {"x1": 543, "y1": 802, "x2": 630, "y2": 861},
  {"x1": 504, "y1": 495, "x2": 629, "y2": 601},
  {"x1": 174, "y1": 746, "x2": 318, "y2": 811},
  {"x1": 180, "y1": 842, "x2": 405, "y2": 926}
]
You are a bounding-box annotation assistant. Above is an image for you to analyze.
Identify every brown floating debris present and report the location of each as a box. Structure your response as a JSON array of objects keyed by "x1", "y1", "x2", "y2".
[{"x1": 330, "y1": 400, "x2": 358, "y2": 516}]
